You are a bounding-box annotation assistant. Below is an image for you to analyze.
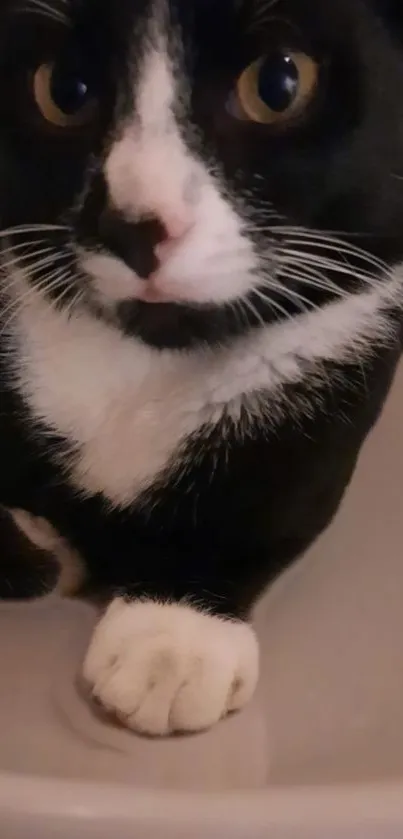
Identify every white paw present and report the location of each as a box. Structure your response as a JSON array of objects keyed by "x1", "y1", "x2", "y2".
[{"x1": 83, "y1": 598, "x2": 259, "y2": 736}]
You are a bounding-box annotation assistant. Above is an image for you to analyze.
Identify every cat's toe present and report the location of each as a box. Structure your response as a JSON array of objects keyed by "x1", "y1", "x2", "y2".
[{"x1": 83, "y1": 598, "x2": 259, "y2": 735}]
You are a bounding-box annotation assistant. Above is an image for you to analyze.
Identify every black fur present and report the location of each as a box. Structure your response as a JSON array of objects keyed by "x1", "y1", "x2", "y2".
[
  {"x1": 1, "y1": 0, "x2": 403, "y2": 348},
  {"x1": 0, "y1": 0, "x2": 403, "y2": 630}
]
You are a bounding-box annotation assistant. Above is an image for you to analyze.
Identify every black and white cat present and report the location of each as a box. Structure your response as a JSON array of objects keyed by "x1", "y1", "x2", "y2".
[{"x1": 0, "y1": 0, "x2": 403, "y2": 736}]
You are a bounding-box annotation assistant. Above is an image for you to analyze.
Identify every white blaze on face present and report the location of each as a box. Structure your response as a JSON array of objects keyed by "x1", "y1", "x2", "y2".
[
  {"x1": 81, "y1": 30, "x2": 257, "y2": 306},
  {"x1": 107, "y1": 39, "x2": 192, "y2": 228}
]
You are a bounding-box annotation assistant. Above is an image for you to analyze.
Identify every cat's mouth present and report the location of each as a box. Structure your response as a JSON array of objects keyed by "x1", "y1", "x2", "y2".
[
  {"x1": 79, "y1": 248, "x2": 208, "y2": 310},
  {"x1": 135, "y1": 284, "x2": 178, "y2": 305}
]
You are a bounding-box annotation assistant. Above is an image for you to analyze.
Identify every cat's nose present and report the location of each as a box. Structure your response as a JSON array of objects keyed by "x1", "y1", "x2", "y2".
[{"x1": 98, "y1": 210, "x2": 169, "y2": 280}]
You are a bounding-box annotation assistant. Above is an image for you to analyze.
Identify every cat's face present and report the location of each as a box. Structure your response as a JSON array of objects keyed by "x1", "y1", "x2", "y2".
[{"x1": 1, "y1": 0, "x2": 403, "y2": 349}]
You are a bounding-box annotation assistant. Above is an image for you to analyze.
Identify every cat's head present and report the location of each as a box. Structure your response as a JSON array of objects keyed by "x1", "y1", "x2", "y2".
[{"x1": 1, "y1": 0, "x2": 403, "y2": 349}]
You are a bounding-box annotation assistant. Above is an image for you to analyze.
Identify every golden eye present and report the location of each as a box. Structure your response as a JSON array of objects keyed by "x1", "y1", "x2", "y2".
[
  {"x1": 234, "y1": 50, "x2": 319, "y2": 125},
  {"x1": 32, "y1": 61, "x2": 96, "y2": 128}
]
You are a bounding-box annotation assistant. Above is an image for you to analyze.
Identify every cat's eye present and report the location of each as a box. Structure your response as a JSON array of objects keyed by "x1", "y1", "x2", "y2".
[
  {"x1": 32, "y1": 60, "x2": 97, "y2": 129},
  {"x1": 233, "y1": 50, "x2": 319, "y2": 125}
]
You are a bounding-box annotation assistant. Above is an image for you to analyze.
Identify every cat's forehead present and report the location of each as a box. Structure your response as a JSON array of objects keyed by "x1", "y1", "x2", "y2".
[
  {"x1": 32, "y1": 0, "x2": 376, "y2": 74},
  {"x1": 10, "y1": 0, "x2": 367, "y2": 32}
]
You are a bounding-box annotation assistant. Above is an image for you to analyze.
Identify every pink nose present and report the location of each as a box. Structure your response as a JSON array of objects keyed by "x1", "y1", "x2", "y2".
[
  {"x1": 155, "y1": 216, "x2": 192, "y2": 265},
  {"x1": 98, "y1": 203, "x2": 193, "y2": 280}
]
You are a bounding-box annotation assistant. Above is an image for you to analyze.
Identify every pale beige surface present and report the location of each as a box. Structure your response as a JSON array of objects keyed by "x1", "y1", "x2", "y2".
[{"x1": 1, "y1": 364, "x2": 403, "y2": 836}]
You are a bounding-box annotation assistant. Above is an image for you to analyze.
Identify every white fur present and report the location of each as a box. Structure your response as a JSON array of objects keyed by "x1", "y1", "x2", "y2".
[
  {"x1": 5, "y1": 24, "x2": 403, "y2": 509},
  {"x1": 10, "y1": 270, "x2": 400, "y2": 508},
  {"x1": 83, "y1": 598, "x2": 259, "y2": 735},
  {"x1": 9, "y1": 508, "x2": 85, "y2": 595},
  {"x1": 83, "y1": 39, "x2": 256, "y2": 306}
]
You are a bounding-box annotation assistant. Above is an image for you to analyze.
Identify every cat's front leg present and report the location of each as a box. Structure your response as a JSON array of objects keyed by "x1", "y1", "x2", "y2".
[{"x1": 83, "y1": 597, "x2": 259, "y2": 735}]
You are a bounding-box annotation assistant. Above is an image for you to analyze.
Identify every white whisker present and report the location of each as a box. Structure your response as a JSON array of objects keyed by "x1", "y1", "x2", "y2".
[
  {"x1": 62, "y1": 288, "x2": 85, "y2": 321},
  {"x1": 229, "y1": 299, "x2": 250, "y2": 333},
  {"x1": 262, "y1": 281, "x2": 315, "y2": 314},
  {"x1": 241, "y1": 296, "x2": 265, "y2": 328},
  {"x1": 276, "y1": 267, "x2": 348, "y2": 299},
  {"x1": 0, "y1": 238, "x2": 50, "y2": 255},
  {"x1": 0, "y1": 224, "x2": 67, "y2": 239},
  {"x1": 251, "y1": 288, "x2": 292, "y2": 322},
  {"x1": 277, "y1": 250, "x2": 383, "y2": 288},
  {"x1": 0, "y1": 246, "x2": 55, "y2": 275},
  {"x1": 0, "y1": 267, "x2": 74, "y2": 338},
  {"x1": 281, "y1": 235, "x2": 387, "y2": 273},
  {"x1": 255, "y1": 223, "x2": 388, "y2": 273},
  {"x1": 0, "y1": 251, "x2": 74, "y2": 299},
  {"x1": 17, "y1": 0, "x2": 70, "y2": 25}
]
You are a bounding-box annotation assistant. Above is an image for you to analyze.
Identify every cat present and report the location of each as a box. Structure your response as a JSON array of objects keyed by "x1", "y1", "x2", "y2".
[{"x1": 0, "y1": 0, "x2": 403, "y2": 736}]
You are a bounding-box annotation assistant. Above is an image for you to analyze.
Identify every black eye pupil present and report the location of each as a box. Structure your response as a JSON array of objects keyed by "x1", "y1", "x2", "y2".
[
  {"x1": 258, "y1": 53, "x2": 299, "y2": 112},
  {"x1": 50, "y1": 59, "x2": 89, "y2": 115}
]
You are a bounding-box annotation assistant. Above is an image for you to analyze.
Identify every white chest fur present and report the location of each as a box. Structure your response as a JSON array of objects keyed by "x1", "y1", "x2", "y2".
[{"x1": 10, "y1": 275, "x2": 400, "y2": 508}]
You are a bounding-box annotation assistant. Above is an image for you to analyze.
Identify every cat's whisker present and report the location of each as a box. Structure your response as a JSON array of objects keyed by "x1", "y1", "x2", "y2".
[
  {"x1": 17, "y1": 0, "x2": 70, "y2": 26},
  {"x1": 267, "y1": 257, "x2": 371, "y2": 389},
  {"x1": 275, "y1": 267, "x2": 349, "y2": 299},
  {"x1": 241, "y1": 296, "x2": 266, "y2": 328},
  {"x1": 0, "y1": 269, "x2": 68, "y2": 323},
  {"x1": 254, "y1": 222, "x2": 389, "y2": 270},
  {"x1": 250, "y1": 288, "x2": 293, "y2": 323},
  {"x1": 255, "y1": 284, "x2": 313, "y2": 317},
  {"x1": 0, "y1": 289, "x2": 64, "y2": 343},
  {"x1": 252, "y1": 296, "x2": 282, "y2": 325},
  {"x1": 259, "y1": 250, "x2": 345, "y2": 296},
  {"x1": 0, "y1": 238, "x2": 50, "y2": 255},
  {"x1": 259, "y1": 281, "x2": 316, "y2": 315},
  {"x1": 275, "y1": 262, "x2": 348, "y2": 299},
  {"x1": 277, "y1": 235, "x2": 387, "y2": 269},
  {"x1": 229, "y1": 299, "x2": 252, "y2": 333},
  {"x1": 0, "y1": 252, "x2": 75, "y2": 297},
  {"x1": 1, "y1": 270, "x2": 81, "y2": 359},
  {"x1": 0, "y1": 224, "x2": 68, "y2": 239},
  {"x1": 265, "y1": 226, "x2": 389, "y2": 272},
  {"x1": 277, "y1": 259, "x2": 341, "y2": 285},
  {"x1": 0, "y1": 266, "x2": 74, "y2": 337},
  {"x1": 276, "y1": 251, "x2": 383, "y2": 288},
  {"x1": 62, "y1": 288, "x2": 85, "y2": 321},
  {"x1": 26, "y1": 252, "x2": 74, "y2": 277},
  {"x1": 0, "y1": 245, "x2": 56, "y2": 275},
  {"x1": 279, "y1": 236, "x2": 388, "y2": 274},
  {"x1": 14, "y1": 251, "x2": 71, "y2": 278},
  {"x1": 52, "y1": 280, "x2": 82, "y2": 315}
]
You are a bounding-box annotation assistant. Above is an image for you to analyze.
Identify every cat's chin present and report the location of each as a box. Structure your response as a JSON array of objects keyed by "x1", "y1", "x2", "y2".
[{"x1": 112, "y1": 298, "x2": 247, "y2": 350}]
